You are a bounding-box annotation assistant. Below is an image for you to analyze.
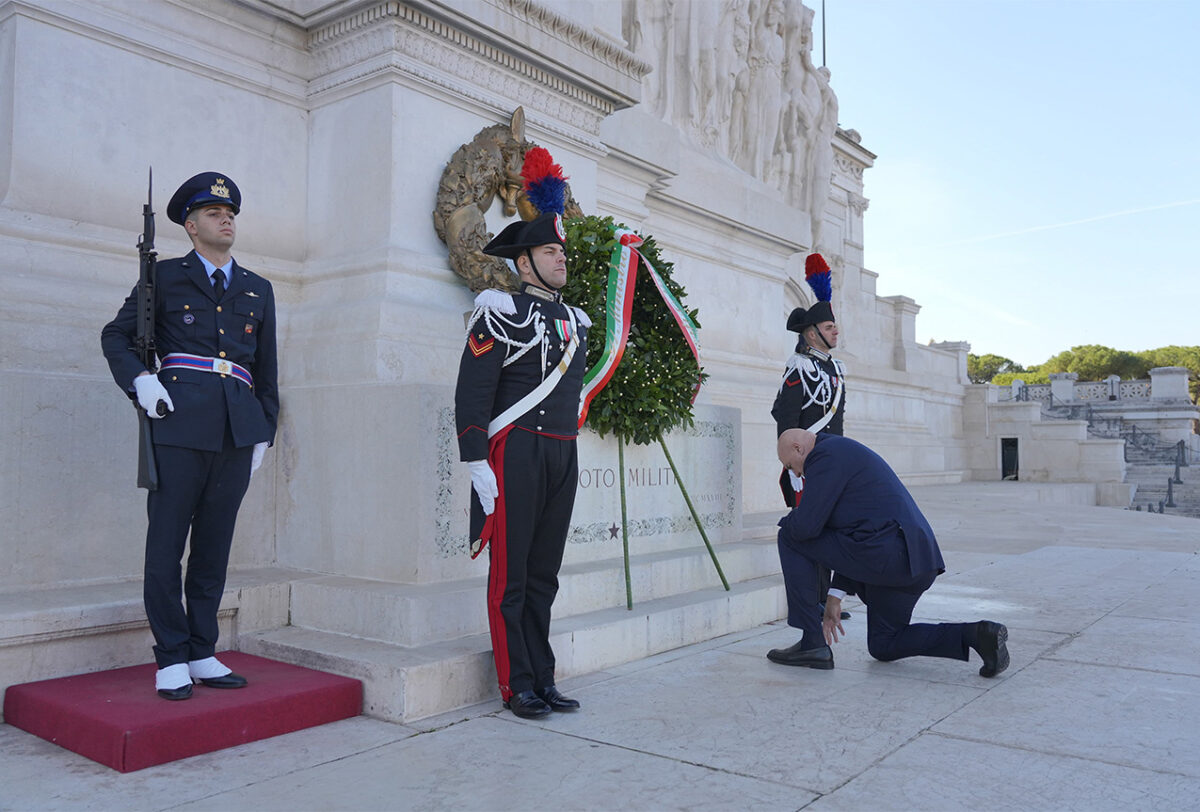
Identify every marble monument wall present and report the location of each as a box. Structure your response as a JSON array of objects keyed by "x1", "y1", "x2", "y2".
[{"x1": 0, "y1": 0, "x2": 972, "y2": 598}]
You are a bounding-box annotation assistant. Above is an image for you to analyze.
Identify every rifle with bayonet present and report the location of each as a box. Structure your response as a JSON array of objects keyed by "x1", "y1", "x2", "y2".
[{"x1": 134, "y1": 168, "x2": 166, "y2": 490}]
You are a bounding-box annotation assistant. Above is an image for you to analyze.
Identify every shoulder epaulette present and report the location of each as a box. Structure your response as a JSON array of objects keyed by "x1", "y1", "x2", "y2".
[
  {"x1": 572, "y1": 307, "x2": 592, "y2": 329},
  {"x1": 473, "y1": 289, "x2": 517, "y2": 315}
]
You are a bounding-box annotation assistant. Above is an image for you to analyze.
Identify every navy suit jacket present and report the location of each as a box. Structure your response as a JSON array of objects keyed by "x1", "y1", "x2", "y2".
[
  {"x1": 102, "y1": 251, "x2": 279, "y2": 452},
  {"x1": 777, "y1": 435, "x2": 944, "y2": 589}
]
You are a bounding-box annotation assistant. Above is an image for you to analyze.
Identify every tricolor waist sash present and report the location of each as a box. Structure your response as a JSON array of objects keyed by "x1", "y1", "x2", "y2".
[{"x1": 160, "y1": 353, "x2": 253, "y2": 387}]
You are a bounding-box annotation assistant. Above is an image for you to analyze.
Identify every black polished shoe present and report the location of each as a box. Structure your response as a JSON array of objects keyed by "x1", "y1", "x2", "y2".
[
  {"x1": 157, "y1": 683, "x2": 193, "y2": 701},
  {"x1": 766, "y1": 640, "x2": 834, "y2": 669},
  {"x1": 840, "y1": 610, "x2": 851, "y2": 620},
  {"x1": 975, "y1": 621, "x2": 1010, "y2": 678},
  {"x1": 503, "y1": 690, "x2": 552, "y2": 719},
  {"x1": 197, "y1": 672, "x2": 248, "y2": 689},
  {"x1": 535, "y1": 685, "x2": 580, "y2": 712}
]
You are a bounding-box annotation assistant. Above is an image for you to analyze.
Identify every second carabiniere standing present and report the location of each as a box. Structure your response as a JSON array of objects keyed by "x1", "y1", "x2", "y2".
[{"x1": 771, "y1": 251, "x2": 848, "y2": 617}]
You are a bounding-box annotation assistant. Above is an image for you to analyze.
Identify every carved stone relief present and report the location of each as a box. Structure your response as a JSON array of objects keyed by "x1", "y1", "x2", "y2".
[{"x1": 624, "y1": 0, "x2": 838, "y2": 250}]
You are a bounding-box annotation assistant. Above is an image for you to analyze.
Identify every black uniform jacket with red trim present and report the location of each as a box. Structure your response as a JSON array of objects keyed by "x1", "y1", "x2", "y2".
[
  {"x1": 770, "y1": 348, "x2": 845, "y2": 438},
  {"x1": 101, "y1": 250, "x2": 279, "y2": 452},
  {"x1": 454, "y1": 283, "x2": 590, "y2": 462}
]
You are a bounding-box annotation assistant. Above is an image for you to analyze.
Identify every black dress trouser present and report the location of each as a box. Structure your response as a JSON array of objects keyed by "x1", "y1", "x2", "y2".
[
  {"x1": 144, "y1": 430, "x2": 252, "y2": 669},
  {"x1": 487, "y1": 428, "x2": 578, "y2": 699}
]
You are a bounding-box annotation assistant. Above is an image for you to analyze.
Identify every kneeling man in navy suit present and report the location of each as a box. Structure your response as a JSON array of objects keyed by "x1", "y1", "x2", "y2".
[{"x1": 769, "y1": 429, "x2": 1009, "y2": 677}]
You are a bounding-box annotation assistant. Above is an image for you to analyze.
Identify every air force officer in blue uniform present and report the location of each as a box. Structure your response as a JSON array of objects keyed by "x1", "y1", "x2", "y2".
[
  {"x1": 102, "y1": 172, "x2": 278, "y2": 700},
  {"x1": 769, "y1": 429, "x2": 1009, "y2": 677}
]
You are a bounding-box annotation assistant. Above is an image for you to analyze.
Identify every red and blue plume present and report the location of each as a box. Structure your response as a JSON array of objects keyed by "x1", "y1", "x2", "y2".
[
  {"x1": 521, "y1": 146, "x2": 567, "y2": 217},
  {"x1": 804, "y1": 253, "x2": 832, "y2": 302}
]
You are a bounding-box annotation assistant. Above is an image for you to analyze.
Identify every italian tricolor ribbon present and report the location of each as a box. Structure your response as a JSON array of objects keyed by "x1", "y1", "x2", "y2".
[{"x1": 578, "y1": 227, "x2": 703, "y2": 427}]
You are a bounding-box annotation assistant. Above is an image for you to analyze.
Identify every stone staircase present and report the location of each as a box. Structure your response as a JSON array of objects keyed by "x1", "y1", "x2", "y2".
[
  {"x1": 242, "y1": 529, "x2": 785, "y2": 722},
  {"x1": 1, "y1": 519, "x2": 788, "y2": 725},
  {"x1": 1036, "y1": 404, "x2": 1200, "y2": 518},
  {"x1": 1123, "y1": 445, "x2": 1200, "y2": 518}
]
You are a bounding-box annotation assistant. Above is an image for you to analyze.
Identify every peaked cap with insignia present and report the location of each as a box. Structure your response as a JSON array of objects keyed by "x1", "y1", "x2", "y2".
[{"x1": 167, "y1": 172, "x2": 242, "y2": 225}]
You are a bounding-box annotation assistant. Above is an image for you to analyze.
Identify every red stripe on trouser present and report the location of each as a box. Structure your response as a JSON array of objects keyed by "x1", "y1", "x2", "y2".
[{"x1": 484, "y1": 426, "x2": 514, "y2": 700}]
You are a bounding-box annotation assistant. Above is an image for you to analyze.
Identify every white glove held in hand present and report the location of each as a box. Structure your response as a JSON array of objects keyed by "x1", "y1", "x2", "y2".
[
  {"x1": 250, "y1": 442, "x2": 268, "y2": 475},
  {"x1": 468, "y1": 460, "x2": 498, "y2": 515},
  {"x1": 132, "y1": 373, "x2": 174, "y2": 419},
  {"x1": 788, "y1": 470, "x2": 804, "y2": 493}
]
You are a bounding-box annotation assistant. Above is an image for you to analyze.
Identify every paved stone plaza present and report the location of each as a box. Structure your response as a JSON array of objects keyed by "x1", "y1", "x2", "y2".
[{"x1": 4, "y1": 482, "x2": 1198, "y2": 811}]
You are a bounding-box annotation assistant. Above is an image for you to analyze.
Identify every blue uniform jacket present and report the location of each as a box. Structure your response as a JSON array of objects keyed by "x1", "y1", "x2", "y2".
[
  {"x1": 101, "y1": 250, "x2": 279, "y2": 452},
  {"x1": 777, "y1": 434, "x2": 945, "y2": 588}
]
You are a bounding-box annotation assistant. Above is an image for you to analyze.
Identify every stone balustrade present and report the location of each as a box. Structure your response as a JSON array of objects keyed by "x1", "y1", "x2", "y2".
[{"x1": 1004, "y1": 367, "x2": 1194, "y2": 404}]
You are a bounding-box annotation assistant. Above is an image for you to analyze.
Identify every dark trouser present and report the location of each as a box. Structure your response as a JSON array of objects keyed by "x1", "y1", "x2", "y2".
[
  {"x1": 778, "y1": 535, "x2": 971, "y2": 662},
  {"x1": 487, "y1": 429, "x2": 577, "y2": 700},
  {"x1": 779, "y1": 467, "x2": 831, "y2": 604},
  {"x1": 144, "y1": 435, "x2": 252, "y2": 669}
]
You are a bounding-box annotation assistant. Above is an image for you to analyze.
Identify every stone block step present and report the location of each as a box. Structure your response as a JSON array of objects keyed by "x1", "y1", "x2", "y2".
[
  {"x1": 287, "y1": 538, "x2": 780, "y2": 647},
  {"x1": 241, "y1": 574, "x2": 785, "y2": 723},
  {"x1": 1125, "y1": 463, "x2": 1184, "y2": 474}
]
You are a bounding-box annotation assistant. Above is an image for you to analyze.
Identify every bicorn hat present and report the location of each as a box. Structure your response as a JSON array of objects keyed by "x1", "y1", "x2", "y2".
[
  {"x1": 787, "y1": 253, "x2": 835, "y2": 332},
  {"x1": 167, "y1": 172, "x2": 241, "y2": 225},
  {"x1": 481, "y1": 211, "x2": 566, "y2": 259}
]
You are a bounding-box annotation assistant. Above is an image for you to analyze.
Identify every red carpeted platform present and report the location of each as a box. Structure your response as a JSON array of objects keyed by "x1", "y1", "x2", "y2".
[{"x1": 3, "y1": 652, "x2": 362, "y2": 772}]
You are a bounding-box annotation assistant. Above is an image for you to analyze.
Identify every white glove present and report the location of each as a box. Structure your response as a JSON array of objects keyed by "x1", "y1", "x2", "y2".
[
  {"x1": 468, "y1": 460, "x2": 498, "y2": 515},
  {"x1": 250, "y1": 442, "x2": 269, "y2": 475},
  {"x1": 788, "y1": 470, "x2": 804, "y2": 493},
  {"x1": 132, "y1": 373, "x2": 174, "y2": 419}
]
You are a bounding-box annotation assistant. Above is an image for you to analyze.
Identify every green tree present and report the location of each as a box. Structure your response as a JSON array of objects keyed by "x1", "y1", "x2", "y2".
[
  {"x1": 992, "y1": 369, "x2": 1049, "y2": 386},
  {"x1": 1041, "y1": 345, "x2": 1147, "y2": 381},
  {"x1": 980, "y1": 344, "x2": 1199, "y2": 404},
  {"x1": 1137, "y1": 345, "x2": 1200, "y2": 402},
  {"x1": 967, "y1": 353, "x2": 1023, "y2": 384}
]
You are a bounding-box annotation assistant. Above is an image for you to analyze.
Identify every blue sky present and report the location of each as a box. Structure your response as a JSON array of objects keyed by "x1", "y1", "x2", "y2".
[{"x1": 820, "y1": 0, "x2": 1200, "y2": 367}]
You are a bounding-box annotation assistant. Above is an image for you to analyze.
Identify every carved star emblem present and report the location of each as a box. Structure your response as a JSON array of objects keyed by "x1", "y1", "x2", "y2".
[{"x1": 608, "y1": 523, "x2": 620, "y2": 539}]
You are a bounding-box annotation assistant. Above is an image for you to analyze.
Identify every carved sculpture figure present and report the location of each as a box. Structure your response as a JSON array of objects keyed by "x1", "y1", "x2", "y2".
[
  {"x1": 805, "y1": 66, "x2": 838, "y2": 250},
  {"x1": 744, "y1": 0, "x2": 786, "y2": 180},
  {"x1": 776, "y1": 2, "x2": 818, "y2": 195}
]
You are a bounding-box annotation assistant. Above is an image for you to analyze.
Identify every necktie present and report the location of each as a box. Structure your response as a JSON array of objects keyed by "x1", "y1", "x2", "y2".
[{"x1": 212, "y1": 269, "x2": 226, "y2": 299}]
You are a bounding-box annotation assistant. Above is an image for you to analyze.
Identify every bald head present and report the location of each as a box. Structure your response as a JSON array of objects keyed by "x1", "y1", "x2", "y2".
[{"x1": 778, "y1": 429, "x2": 816, "y2": 475}]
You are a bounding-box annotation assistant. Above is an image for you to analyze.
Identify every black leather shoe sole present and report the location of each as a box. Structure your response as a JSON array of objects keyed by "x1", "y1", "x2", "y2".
[
  {"x1": 977, "y1": 621, "x2": 1010, "y2": 678},
  {"x1": 157, "y1": 684, "x2": 193, "y2": 701},
  {"x1": 197, "y1": 672, "x2": 248, "y2": 689}
]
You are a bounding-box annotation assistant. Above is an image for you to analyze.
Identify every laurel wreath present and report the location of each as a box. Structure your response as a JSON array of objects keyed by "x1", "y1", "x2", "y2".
[{"x1": 560, "y1": 215, "x2": 708, "y2": 446}]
